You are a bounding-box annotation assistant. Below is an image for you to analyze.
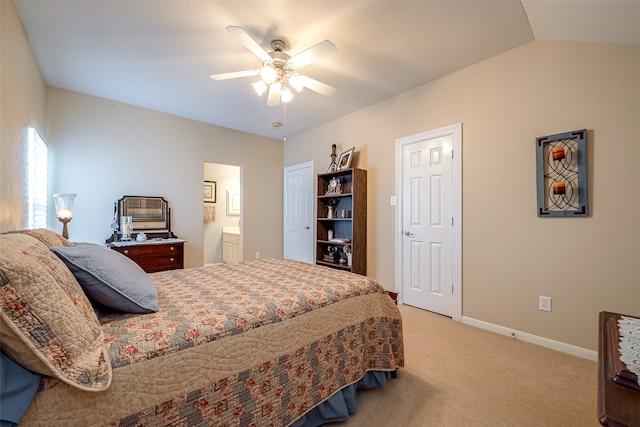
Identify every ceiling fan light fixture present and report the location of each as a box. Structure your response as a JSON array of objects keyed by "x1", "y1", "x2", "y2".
[
  {"x1": 289, "y1": 74, "x2": 304, "y2": 92},
  {"x1": 281, "y1": 86, "x2": 293, "y2": 103},
  {"x1": 260, "y1": 64, "x2": 277, "y2": 84},
  {"x1": 252, "y1": 80, "x2": 267, "y2": 96},
  {"x1": 212, "y1": 26, "x2": 337, "y2": 107}
]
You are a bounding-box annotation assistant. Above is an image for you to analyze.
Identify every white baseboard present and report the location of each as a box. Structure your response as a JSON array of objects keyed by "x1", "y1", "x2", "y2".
[{"x1": 461, "y1": 316, "x2": 598, "y2": 362}]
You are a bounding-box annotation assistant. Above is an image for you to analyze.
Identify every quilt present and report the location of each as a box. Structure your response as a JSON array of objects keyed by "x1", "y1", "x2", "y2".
[{"x1": 20, "y1": 258, "x2": 404, "y2": 426}]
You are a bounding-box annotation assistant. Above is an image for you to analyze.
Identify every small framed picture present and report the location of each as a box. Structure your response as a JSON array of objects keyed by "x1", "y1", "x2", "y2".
[
  {"x1": 337, "y1": 147, "x2": 355, "y2": 170},
  {"x1": 204, "y1": 181, "x2": 216, "y2": 203}
]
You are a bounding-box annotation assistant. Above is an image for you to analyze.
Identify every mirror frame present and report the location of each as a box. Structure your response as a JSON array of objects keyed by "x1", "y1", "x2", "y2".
[{"x1": 108, "y1": 195, "x2": 175, "y2": 242}]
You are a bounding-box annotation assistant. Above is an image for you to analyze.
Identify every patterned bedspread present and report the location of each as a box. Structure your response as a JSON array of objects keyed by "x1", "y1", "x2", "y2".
[{"x1": 21, "y1": 258, "x2": 404, "y2": 426}]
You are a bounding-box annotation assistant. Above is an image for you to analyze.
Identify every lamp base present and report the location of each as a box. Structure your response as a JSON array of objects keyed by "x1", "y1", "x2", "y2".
[{"x1": 58, "y1": 217, "x2": 72, "y2": 239}]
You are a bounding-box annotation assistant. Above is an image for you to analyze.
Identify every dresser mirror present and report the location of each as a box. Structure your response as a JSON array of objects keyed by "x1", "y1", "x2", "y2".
[{"x1": 108, "y1": 195, "x2": 175, "y2": 242}]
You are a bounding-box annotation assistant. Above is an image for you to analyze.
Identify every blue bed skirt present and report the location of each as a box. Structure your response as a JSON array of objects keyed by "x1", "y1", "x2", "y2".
[
  {"x1": 290, "y1": 370, "x2": 391, "y2": 427},
  {"x1": 1, "y1": 350, "x2": 391, "y2": 427},
  {"x1": 0, "y1": 351, "x2": 41, "y2": 427}
]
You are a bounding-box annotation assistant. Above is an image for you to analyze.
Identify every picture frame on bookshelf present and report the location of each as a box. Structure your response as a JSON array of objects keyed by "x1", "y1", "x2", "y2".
[{"x1": 337, "y1": 147, "x2": 355, "y2": 170}]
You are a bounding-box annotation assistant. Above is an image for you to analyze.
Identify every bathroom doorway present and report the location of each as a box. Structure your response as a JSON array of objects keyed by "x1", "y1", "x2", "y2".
[{"x1": 204, "y1": 162, "x2": 241, "y2": 265}]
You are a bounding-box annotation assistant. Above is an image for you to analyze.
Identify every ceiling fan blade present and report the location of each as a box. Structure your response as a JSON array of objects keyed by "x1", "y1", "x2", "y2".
[
  {"x1": 226, "y1": 25, "x2": 271, "y2": 62},
  {"x1": 289, "y1": 40, "x2": 336, "y2": 68},
  {"x1": 299, "y1": 75, "x2": 336, "y2": 97},
  {"x1": 267, "y1": 83, "x2": 281, "y2": 106},
  {"x1": 210, "y1": 69, "x2": 260, "y2": 80}
]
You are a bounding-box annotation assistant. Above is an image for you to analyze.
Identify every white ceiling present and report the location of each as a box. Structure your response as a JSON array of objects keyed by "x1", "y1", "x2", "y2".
[{"x1": 14, "y1": 1, "x2": 640, "y2": 140}]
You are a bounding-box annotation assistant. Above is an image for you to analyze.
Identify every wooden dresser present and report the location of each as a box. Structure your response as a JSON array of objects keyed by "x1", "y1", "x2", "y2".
[
  {"x1": 598, "y1": 311, "x2": 640, "y2": 426},
  {"x1": 108, "y1": 239, "x2": 185, "y2": 273}
]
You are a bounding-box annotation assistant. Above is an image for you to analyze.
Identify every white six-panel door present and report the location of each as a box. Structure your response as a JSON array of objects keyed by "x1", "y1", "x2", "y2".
[
  {"x1": 283, "y1": 161, "x2": 314, "y2": 264},
  {"x1": 396, "y1": 124, "x2": 461, "y2": 319}
]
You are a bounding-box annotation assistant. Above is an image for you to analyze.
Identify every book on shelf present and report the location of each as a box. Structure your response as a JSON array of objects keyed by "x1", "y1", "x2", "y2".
[{"x1": 329, "y1": 237, "x2": 351, "y2": 243}]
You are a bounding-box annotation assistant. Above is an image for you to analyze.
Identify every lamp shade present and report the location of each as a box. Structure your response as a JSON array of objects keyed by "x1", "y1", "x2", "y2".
[
  {"x1": 260, "y1": 65, "x2": 277, "y2": 84},
  {"x1": 52, "y1": 193, "x2": 76, "y2": 219},
  {"x1": 281, "y1": 86, "x2": 293, "y2": 103},
  {"x1": 289, "y1": 74, "x2": 304, "y2": 92},
  {"x1": 252, "y1": 80, "x2": 268, "y2": 96}
]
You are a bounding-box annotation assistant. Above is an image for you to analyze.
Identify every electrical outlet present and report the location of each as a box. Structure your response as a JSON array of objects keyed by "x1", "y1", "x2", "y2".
[
  {"x1": 538, "y1": 296, "x2": 552, "y2": 312},
  {"x1": 255, "y1": 251, "x2": 260, "y2": 259},
  {"x1": 390, "y1": 196, "x2": 397, "y2": 206}
]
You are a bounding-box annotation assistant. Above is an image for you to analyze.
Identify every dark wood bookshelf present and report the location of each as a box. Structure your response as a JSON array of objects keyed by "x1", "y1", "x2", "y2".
[{"x1": 316, "y1": 168, "x2": 367, "y2": 275}]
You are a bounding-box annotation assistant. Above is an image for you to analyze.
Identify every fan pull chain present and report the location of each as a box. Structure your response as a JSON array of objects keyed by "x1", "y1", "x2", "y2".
[{"x1": 283, "y1": 103, "x2": 287, "y2": 142}]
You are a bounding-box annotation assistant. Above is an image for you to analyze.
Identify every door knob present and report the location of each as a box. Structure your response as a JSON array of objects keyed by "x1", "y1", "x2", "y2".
[
  {"x1": 304, "y1": 226, "x2": 310, "y2": 230},
  {"x1": 404, "y1": 230, "x2": 415, "y2": 237}
]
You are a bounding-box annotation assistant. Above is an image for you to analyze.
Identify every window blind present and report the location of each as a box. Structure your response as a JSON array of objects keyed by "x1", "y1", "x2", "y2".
[{"x1": 27, "y1": 126, "x2": 48, "y2": 229}]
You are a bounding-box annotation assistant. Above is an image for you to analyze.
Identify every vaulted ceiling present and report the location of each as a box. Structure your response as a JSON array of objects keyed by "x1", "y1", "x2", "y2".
[{"x1": 14, "y1": 1, "x2": 640, "y2": 140}]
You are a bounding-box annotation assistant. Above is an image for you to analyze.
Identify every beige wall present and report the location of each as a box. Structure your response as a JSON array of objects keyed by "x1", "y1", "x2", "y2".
[
  {"x1": 45, "y1": 88, "x2": 283, "y2": 267},
  {"x1": 0, "y1": 0, "x2": 46, "y2": 230},
  {"x1": 4, "y1": 0, "x2": 639, "y2": 353},
  {"x1": 1, "y1": 0, "x2": 283, "y2": 267},
  {"x1": 285, "y1": 41, "x2": 640, "y2": 351}
]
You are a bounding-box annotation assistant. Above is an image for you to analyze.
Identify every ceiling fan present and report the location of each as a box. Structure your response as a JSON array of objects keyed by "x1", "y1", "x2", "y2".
[{"x1": 210, "y1": 26, "x2": 337, "y2": 106}]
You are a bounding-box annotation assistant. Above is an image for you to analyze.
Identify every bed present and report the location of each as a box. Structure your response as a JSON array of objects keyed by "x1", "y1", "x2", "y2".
[{"x1": 0, "y1": 229, "x2": 404, "y2": 426}]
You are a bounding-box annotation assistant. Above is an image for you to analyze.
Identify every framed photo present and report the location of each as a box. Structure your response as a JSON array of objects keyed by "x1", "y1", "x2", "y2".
[
  {"x1": 204, "y1": 181, "x2": 216, "y2": 203},
  {"x1": 337, "y1": 147, "x2": 355, "y2": 170}
]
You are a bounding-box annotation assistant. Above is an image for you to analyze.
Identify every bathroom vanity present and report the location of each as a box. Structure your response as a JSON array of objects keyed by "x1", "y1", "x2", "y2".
[{"x1": 222, "y1": 227, "x2": 241, "y2": 263}]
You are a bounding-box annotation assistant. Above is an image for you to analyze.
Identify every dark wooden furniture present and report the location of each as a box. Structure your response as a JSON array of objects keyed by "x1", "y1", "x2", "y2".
[
  {"x1": 109, "y1": 240, "x2": 185, "y2": 273},
  {"x1": 387, "y1": 291, "x2": 398, "y2": 304},
  {"x1": 106, "y1": 195, "x2": 176, "y2": 243},
  {"x1": 316, "y1": 168, "x2": 367, "y2": 275},
  {"x1": 598, "y1": 311, "x2": 640, "y2": 426}
]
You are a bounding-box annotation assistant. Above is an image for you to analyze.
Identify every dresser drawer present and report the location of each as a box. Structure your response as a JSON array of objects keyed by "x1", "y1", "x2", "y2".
[{"x1": 110, "y1": 241, "x2": 184, "y2": 273}]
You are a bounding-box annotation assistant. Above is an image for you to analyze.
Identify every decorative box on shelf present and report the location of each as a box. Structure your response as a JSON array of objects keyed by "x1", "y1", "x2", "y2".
[{"x1": 323, "y1": 253, "x2": 339, "y2": 262}]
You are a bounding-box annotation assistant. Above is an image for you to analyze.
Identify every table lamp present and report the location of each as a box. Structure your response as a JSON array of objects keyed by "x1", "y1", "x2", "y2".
[{"x1": 52, "y1": 193, "x2": 76, "y2": 239}]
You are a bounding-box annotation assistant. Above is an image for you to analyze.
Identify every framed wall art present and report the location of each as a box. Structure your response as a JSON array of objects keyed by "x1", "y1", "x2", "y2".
[
  {"x1": 536, "y1": 129, "x2": 588, "y2": 217},
  {"x1": 204, "y1": 181, "x2": 217, "y2": 203},
  {"x1": 226, "y1": 190, "x2": 240, "y2": 216}
]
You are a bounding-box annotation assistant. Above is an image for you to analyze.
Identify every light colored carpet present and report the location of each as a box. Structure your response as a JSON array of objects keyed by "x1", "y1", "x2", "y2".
[{"x1": 338, "y1": 304, "x2": 599, "y2": 427}]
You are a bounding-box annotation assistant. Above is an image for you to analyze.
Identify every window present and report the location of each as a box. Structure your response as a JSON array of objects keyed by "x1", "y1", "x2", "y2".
[{"x1": 27, "y1": 126, "x2": 48, "y2": 229}]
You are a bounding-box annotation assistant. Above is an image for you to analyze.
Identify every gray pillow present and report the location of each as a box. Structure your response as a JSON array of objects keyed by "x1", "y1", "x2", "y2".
[{"x1": 51, "y1": 243, "x2": 158, "y2": 313}]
